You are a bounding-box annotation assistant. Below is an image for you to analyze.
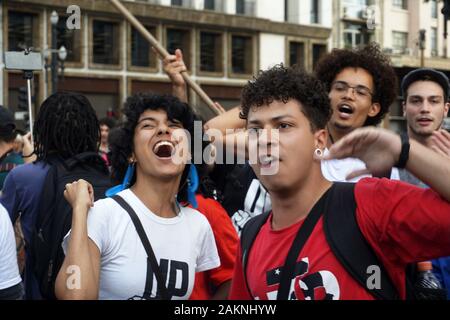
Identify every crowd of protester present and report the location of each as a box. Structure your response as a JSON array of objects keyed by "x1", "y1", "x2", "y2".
[{"x1": 0, "y1": 43, "x2": 449, "y2": 300}]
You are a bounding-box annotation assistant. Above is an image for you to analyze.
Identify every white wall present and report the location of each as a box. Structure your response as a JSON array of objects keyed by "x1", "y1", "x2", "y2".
[
  {"x1": 321, "y1": 0, "x2": 333, "y2": 28},
  {"x1": 259, "y1": 33, "x2": 285, "y2": 70},
  {"x1": 288, "y1": 0, "x2": 332, "y2": 27},
  {"x1": 223, "y1": 0, "x2": 236, "y2": 14},
  {"x1": 256, "y1": 0, "x2": 285, "y2": 22},
  {"x1": 298, "y1": 0, "x2": 311, "y2": 25}
]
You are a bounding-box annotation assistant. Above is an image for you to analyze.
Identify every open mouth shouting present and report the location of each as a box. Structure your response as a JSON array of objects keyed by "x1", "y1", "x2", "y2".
[
  {"x1": 258, "y1": 154, "x2": 279, "y2": 168},
  {"x1": 337, "y1": 103, "x2": 354, "y2": 120},
  {"x1": 153, "y1": 140, "x2": 175, "y2": 160}
]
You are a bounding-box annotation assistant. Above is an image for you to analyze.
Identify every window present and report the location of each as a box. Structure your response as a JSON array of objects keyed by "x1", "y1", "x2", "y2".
[
  {"x1": 200, "y1": 32, "x2": 222, "y2": 73},
  {"x1": 172, "y1": 0, "x2": 182, "y2": 6},
  {"x1": 235, "y1": 0, "x2": 255, "y2": 16},
  {"x1": 342, "y1": 0, "x2": 373, "y2": 19},
  {"x1": 392, "y1": 31, "x2": 408, "y2": 54},
  {"x1": 343, "y1": 23, "x2": 372, "y2": 48},
  {"x1": 56, "y1": 15, "x2": 81, "y2": 63},
  {"x1": 311, "y1": 0, "x2": 320, "y2": 24},
  {"x1": 431, "y1": 0, "x2": 438, "y2": 19},
  {"x1": 289, "y1": 42, "x2": 305, "y2": 69},
  {"x1": 204, "y1": 0, "x2": 215, "y2": 10},
  {"x1": 92, "y1": 20, "x2": 120, "y2": 65},
  {"x1": 392, "y1": 0, "x2": 407, "y2": 10},
  {"x1": 131, "y1": 25, "x2": 157, "y2": 68},
  {"x1": 231, "y1": 35, "x2": 253, "y2": 75},
  {"x1": 285, "y1": 0, "x2": 289, "y2": 21},
  {"x1": 8, "y1": 11, "x2": 39, "y2": 51},
  {"x1": 431, "y1": 27, "x2": 438, "y2": 56},
  {"x1": 166, "y1": 28, "x2": 191, "y2": 69},
  {"x1": 236, "y1": 0, "x2": 245, "y2": 14},
  {"x1": 312, "y1": 44, "x2": 327, "y2": 69}
]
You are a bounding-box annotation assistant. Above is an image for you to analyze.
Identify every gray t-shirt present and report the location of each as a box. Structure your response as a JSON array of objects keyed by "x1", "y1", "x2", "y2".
[{"x1": 397, "y1": 168, "x2": 428, "y2": 189}]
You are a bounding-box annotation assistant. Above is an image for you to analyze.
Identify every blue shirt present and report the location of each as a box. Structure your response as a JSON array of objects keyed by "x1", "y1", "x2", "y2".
[
  {"x1": 0, "y1": 161, "x2": 50, "y2": 299},
  {"x1": 433, "y1": 258, "x2": 450, "y2": 300}
]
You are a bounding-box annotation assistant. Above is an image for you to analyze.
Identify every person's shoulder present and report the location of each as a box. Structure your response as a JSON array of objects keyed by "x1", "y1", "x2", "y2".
[
  {"x1": 181, "y1": 205, "x2": 210, "y2": 226},
  {"x1": 9, "y1": 161, "x2": 49, "y2": 179},
  {"x1": 196, "y1": 194, "x2": 222, "y2": 211},
  {"x1": 92, "y1": 194, "x2": 120, "y2": 214},
  {"x1": 195, "y1": 195, "x2": 228, "y2": 221},
  {"x1": 0, "y1": 204, "x2": 13, "y2": 234},
  {"x1": 355, "y1": 177, "x2": 424, "y2": 201},
  {"x1": 0, "y1": 204, "x2": 9, "y2": 224},
  {"x1": 90, "y1": 189, "x2": 137, "y2": 220},
  {"x1": 357, "y1": 176, "x2": 414, "y2": 188}
]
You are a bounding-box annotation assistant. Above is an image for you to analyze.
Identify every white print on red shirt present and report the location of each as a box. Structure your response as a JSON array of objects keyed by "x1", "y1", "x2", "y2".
[{"x1": 256, "y1": 258, "x2": 340, "y2": 300}]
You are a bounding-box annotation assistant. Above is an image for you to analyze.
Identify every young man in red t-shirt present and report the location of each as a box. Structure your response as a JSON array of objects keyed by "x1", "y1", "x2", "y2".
[{"x1": 228, "y1": 65, "x2": 450, "y2": 300}]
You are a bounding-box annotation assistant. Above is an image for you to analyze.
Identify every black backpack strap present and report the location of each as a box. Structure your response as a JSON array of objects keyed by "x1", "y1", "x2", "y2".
[
  {"x1": 277, "y1": 187, "x2": 331, "y2": 300},
  {"x1": 323, "y1": 182, "x2": 399, "y2": 300},
  {"x1": 240, "y1": 212, "x2": 270, "y2": 298},
  {"x1": 112, "y1": 195, "x2": 170, "y2": 300}
]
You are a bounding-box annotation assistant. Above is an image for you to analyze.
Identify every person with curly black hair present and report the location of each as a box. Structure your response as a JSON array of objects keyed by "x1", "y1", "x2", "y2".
[
  {"x1": 55, "y1": 93, "x2": 220, "y2": 300},
  {"x1": 315, "y1": 43, "x2": 397, "y2": 131},
  {"x1": 0, "y1": 92, "x2": 103, "y2": 300},
  {"x1": 228, "y1": 64, "x2": 450, "y2": 301},
  {"x1": 314, "y1": 43, "x2": 398, "y2": 181}
]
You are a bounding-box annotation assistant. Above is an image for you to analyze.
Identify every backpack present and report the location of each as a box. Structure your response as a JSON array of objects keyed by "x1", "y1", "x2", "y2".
[
  {"x1": 30, "y1": 152, "x2": 113, "y2": 300},
  {"x1": 240, "y1": 182, "x2": 444, "y2": 300}
]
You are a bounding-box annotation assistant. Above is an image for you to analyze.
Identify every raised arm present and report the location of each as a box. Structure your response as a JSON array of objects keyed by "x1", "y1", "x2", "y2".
[
  {"x1": 162, "y1": 49, "x2": 188, "y2": 103},
  {"x1": 55, "y1": 180, "x2": 101, "y2": 300},
  {"x1": 326, "y1": 127, "x2": 450, "y2": 202},
  {"x1": 204, "y1": 106, "x2": 246, "y2": 135}
]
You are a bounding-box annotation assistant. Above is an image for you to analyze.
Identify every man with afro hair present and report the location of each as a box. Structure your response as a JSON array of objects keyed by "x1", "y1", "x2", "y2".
[{"x1": 314, "y1": 42, "x2": 398, "y2": 181}]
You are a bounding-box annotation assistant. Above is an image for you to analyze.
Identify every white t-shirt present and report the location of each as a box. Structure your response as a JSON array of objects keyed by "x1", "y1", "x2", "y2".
[
  {"x1": 63, "y1": 189, "x2": 220, "y2": 300},
  {"x1": 0, "y1": 204, "x2": 22, "y2": 290},
  {"x1": 321, "y1": 149, "x2": 371, "y2": 183}
]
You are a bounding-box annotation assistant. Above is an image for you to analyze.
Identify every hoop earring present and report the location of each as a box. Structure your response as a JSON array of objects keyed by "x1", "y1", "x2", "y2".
[{"x1": 314, "y1": 148, "x2": 323, "y2": 159}]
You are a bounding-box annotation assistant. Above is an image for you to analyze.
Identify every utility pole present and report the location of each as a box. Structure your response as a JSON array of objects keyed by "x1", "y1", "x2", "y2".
[
  {"x1": 419, "y1": 29, "x2": 426, "y2": 67},
  {"x1": 50, "y1": 11, "x2": 59, "y2": 94},
  {"x1": 443, "y1": 0, "x2": 450, "y2": 57}
]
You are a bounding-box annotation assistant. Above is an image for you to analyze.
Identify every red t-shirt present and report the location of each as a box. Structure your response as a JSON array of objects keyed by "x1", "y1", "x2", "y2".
[
  {"x1": 229, "y1": 178, "x2": 450, "y2": 300},
  {"x1": 190, "y1": 194, "x2": 239, "y2": 300}
]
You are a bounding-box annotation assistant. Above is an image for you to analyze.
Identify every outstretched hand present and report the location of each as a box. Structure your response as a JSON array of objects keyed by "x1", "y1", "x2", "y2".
[{"x1": 324, "y1": 127, "x2": 401, "y2": 180}]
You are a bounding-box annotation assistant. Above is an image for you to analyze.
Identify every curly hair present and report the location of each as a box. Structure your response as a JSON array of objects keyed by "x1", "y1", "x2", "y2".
[
  {"x1": 34, "y1": 92, "x2": 100, "y2": 162},
  {"x1": 109, "y1": 93, "x2": 197, "y2": 203},
  {"x1": 240, "y1": 64, "x2": 332, "y2": 131},
  {"x1": 314, "y1": 43, "x2": 398, "y2": 126}
]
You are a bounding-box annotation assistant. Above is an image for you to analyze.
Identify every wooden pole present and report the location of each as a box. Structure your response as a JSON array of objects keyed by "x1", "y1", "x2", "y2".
[{"x1": 109, "y1": 0, "x2": 223, "y2": 115}]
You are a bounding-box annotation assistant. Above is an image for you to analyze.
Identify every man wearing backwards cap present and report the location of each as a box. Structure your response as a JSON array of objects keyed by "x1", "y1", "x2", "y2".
[
  {"x1": 401, "y1": 68, "x2": 450, "y2": 154},
  {"x1": 392, "y1": 68, "x2": 450, "y2": 299}
]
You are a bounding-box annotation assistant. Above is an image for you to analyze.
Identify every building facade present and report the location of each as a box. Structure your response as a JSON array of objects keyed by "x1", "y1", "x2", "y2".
[
  {"x1": 1, "y1": 0, "x2": 332, "y2": 128},
  {"x1": 332, "y1": 0, "x2": 450, "y2": 132}
]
